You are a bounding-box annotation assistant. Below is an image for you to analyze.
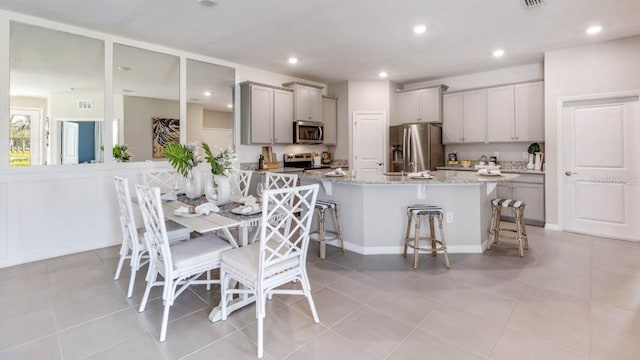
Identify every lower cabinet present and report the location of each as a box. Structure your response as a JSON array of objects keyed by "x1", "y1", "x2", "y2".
[{"x1": 496, "y1": 179, "x2": 545, "y2": 226}]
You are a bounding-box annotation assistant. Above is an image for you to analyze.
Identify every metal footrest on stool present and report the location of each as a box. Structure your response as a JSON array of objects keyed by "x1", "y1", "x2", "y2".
[
  {"x1": 404, "y1": 205, "x2": 451, "y2": 269},
  {"x1": 309, "y1": 200, "x2": 345, "y2": 259},
  {"x1": 488, "y1": 198, "x2": 529, "y2": 257}
]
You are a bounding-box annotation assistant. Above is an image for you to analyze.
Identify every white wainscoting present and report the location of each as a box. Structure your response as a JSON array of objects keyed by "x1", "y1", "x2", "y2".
[{"x1": 0, "y1": 162, "x2": 172, "y2": 268}]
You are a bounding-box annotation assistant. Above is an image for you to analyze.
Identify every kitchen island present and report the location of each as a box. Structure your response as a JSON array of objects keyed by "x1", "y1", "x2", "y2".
[{"x1": 299, "y1": 170, "x2": 518, "y2": 254}]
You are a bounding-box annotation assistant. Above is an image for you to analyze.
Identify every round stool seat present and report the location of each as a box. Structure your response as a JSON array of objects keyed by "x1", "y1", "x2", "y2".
[
  {"x1": 407, "y1": 205, "x2": 444, "y2": 216},
  {"x1": 315, "y1": 200, "x2": 337, "y2": 210},
  {"x1": 491, "y1": 199, "x2": 526, "y2": 208}
]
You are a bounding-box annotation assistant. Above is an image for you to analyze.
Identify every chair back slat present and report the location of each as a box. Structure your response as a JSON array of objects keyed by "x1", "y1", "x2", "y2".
[
  {"x1": 135, "y1": 184, "x2": 173, "y2": 274},
  {"x1": 142, "y1": 170, "x2": 180, "y2": 194},
  {"x1": 265, "y1": 172, "x2": 298, "y2": 191},
  {"x1": 230, "y1": 169, "x2": 253, "y2": 197},
  {"x1": 113, "y1": 176, "x2": 139, "y2": 251},
  {"x1": 259, "y1": 184, "x2": 319, "y2": 277}
]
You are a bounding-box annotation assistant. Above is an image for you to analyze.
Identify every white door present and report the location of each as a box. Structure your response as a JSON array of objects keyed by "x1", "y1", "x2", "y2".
[
  {"x1": 353, "y1": 111, "x2": 385, "y2": 175},
  {"x1": 563, "y1": 95, "x2": 640, "y2": 241},
  {"x1": 62, "y1": 121, "x2": 79, "y2": 164}
]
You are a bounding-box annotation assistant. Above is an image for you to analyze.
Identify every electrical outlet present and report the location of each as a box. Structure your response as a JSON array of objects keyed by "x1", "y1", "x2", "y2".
[
  {"x1": 446, "y1": 212, "x2": 454, "y2": 223},
  {"x1": 493, "y1": 151, "x2": 499, "y2": 158},
  {"x1": 522, "y1": 151, "x2": 529, "y2": 159}
]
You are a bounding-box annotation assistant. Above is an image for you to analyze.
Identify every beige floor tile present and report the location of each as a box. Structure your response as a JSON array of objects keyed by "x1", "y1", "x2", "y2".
[
  {"x1": 137, "y1": 289, "x2": 210, "y2": 334},
  {"x1": 157, "y1": 308, "x2": 238, "y2": 359},
  {"x1": 0, "y1": 274, "x2": 50, "y2": 298},
  {"x1": 0, "y1": 261, "x2": 48, "y2": 282},
  {"x1": 45, "y1": 251, "x2": 103, "y2": 274},
  {"x1": 518, "y1": 284, "x2": 590, "y2": 322},
  {"x1": 0, "y1": 307, "x2": 57, "y2": 351},
  {"x1": 365, "y1": 285, "x2": 439, "y2": 326},
  {"x1": 290, "y1": 287, "x2": 362, "y2": 327},
  {"x1": 241, "y1": 306, "x2": 326, "y2": 359},
  {"x1": 0, "y1": 288, "x2": 53, "y2": 323},
  {"x1": 491, "y1": 327, "x2": 586, "y2": 360},
  {"x1": 418, "y1": 303, "x2": 505, "y2": 357},
  {"x1": 590, "y1": 301, "x2": 640, "y2": 360},
  {"x1": 397, "y1": 272, "x2": 461, "y2": 301},
  {"x1": 592, "y1": 267, "x2": 640, "y2": 312},
  {"x1": 525, "y1": 262, "x2": 591, "y2": 299},
  {"x1": 184, "y1": 331, "x2": 275, "y2": 360},
  {"x1": 83, "y1": 333, "x2": 166, "y2": 360},
  {"x1": 305, "y1": 260, "x2": 351, "y2": 287},
  {"x1": 445, "y1": 267, "x2": 525, "y2": 300},
  {"x1": 95, "y1": 245, "x2": 122, "y2": 262},
  {"x1": 327, "y1": 272, "x2": 386, "y2": 303},
  {"x1": 224, "y1": 297, "x2": 287, "y2": 330},
  {"x1": 507, "y1": 302, "x2": 589, "y2": 355},
  {"x1": 53, "y1": 287, "x2": 129, "y2": 330},
  {"x1": 58, "y1": 308, "x2": 147, "y2": 359},
  {"x1": 0, "y1": 334, "x2": 61, "y2": 360},
  {"x1": 332, "y1": 306, "x2": 415, "y2": 359},
  {"x1": 287, "y1": 330, "x2": 376, "y2": 360},
  {"x1": 325, "y1": 250, "x2": 368, "y2": 271},
  {"x1": 444, "y1": 287, "x2": 517, "y2": 325},
  {"x1": 387, "y1": 328, "x2": 484, "y2": 360}
]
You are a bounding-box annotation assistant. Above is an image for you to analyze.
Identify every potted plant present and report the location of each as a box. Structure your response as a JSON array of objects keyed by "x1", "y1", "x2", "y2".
[
  {"x1": 164, "y1": 141, "x2": 206, "y2": 199},
  {"x1": 113, "y1": 144, "x2": 132, "y2": 163},
  {"x1": 202, "y1": 143, "x2": 236, "y2": 205},
  {"x1": 526, "y1": 143, "x2": 540, "y2": 170}
]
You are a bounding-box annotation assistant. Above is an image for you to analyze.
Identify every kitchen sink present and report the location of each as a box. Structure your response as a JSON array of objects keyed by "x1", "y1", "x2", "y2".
[{"x1": 383, "y1": 172, "x2": 405, "y2": 176}]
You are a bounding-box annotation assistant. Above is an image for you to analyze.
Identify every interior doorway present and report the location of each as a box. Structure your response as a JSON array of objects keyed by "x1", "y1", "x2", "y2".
[
  {"x1": 561, "y1": 93, "x2": 640, "y2": 241},
  {"x1": 352, "y1": 111, "x2": 386, "y2": 176}
]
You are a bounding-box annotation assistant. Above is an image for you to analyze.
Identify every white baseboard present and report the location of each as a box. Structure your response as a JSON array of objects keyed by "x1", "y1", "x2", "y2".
[
  {"x1": 544, "y1": 223, "x2": 561, "y2": 231},
  {"x1": 0, "y1": 240, "x2": 120, "y2": 269},
  {"x1": 338, "y1": 242, "x2": 483, "y2": 255}
]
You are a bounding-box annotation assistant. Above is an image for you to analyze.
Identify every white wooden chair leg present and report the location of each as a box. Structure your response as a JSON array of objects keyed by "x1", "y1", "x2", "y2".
[
  {"x1": 301, "y1": 274, "x2": 319, "y2": 323},
  {"x1": 114, "y1": 246, "x2": 128, "y2": 280},
  {"x1": 257, "y1": 316, "x2": 264, "y2": 359},
  {"x1": 159, "y1": 298, "x2": 171, "y2": 342},
  {"x1": 126, "y1": 261, "x2": 137, "y2": 298},
  {"x1": 220, "y1": 270, "x2": 228, "y2": 321},
  {"x1": 139, "y1": 271, "x2": 156, "y2": 312},
  {"x1": 206, "y1": 270, "x2": 211, "y2": 291}
]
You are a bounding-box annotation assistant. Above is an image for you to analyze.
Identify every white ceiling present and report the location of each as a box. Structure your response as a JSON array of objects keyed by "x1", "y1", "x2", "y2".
[{"x1": 1, "y1": 0, "x2": 640, "y2": 84}]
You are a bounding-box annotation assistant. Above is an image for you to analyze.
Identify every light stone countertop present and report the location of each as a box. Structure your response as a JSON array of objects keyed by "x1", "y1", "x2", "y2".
[
  {"x1": 300, "y1": 169, "x2": 519, "y2": 185},
  {"x1": 436, "y1": 166, "x2": 544, "y2": 175}
]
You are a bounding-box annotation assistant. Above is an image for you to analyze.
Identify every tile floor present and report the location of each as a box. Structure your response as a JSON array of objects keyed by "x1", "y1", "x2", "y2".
[{"x1": 1, "y1": 225, "x2": 639, "y2": 359}]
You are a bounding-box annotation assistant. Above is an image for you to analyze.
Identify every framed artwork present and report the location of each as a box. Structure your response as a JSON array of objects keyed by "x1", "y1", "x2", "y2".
[{"x1": 152, "y1": 117, "x2": 180, "y2": 158}]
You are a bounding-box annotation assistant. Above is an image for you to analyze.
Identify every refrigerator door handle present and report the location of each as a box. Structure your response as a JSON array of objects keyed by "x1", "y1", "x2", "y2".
[{"x1": 402, "y1": 127, "x2": 408, "y2": 170}]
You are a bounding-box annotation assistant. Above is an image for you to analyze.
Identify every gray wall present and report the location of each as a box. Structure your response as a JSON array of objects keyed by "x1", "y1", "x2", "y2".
[
  {"x1": 123, "y1": 95, "x2": 179, "y2": 162},
  {"x1": 544, "y1": 35, "x2": 640, "y2": 226},
  {"x1": 203, "y1": 109, "x2": 233, "y2": 129}
]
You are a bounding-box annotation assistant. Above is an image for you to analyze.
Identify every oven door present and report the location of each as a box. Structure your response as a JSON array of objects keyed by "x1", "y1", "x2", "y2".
[{"x1": 293, "y1": 121, "x2": 324, "y2": 144}]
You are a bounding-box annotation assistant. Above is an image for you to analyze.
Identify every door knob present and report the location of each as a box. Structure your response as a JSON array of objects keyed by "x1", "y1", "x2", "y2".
[
  {"x1": 377, "y1": 162, "x2": 383, "y2": 166},
  {"x1": 565, "y1": 171, "x2": 577, "y2": 176}
]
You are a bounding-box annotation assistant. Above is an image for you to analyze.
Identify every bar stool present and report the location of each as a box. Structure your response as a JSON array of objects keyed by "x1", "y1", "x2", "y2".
[
  {"x1": 404, "y1": 205, "x2": 450, "y2": 269},
  {"x1": 309, "y1": 200, "x2": 345, "y2": 259},
  {"x1": 488, "y1": 199, "x2": 528, "y2": 257}
]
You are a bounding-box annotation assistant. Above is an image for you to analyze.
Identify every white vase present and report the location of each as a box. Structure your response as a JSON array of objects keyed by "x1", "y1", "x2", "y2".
[
  {"x1": 184, "y1": 169, "x2": 204, "y2": 199},
  {"x1": 526, "y1": 154, "x2": 535, "y2": 170},
  {"x1": 205, "y1": 174, "x2": 231, "y2": 205}
]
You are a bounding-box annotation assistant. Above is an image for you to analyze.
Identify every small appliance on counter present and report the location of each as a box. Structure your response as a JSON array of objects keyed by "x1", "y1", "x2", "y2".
[
  {"x1": 283, "y1": 153, "x2": 332, "y2": 170},
  {"x1": 448, "y1": 152, "x2": 458, "y2": 166}
]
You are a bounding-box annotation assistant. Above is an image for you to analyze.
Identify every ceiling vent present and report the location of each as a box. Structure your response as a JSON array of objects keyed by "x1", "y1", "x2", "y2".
[
  {"x1": 522, "y1": 0, "x2": 544, "y2": 8},
  {"x1": 78, "y1": 100, "x2": 93, "y2": 110}
]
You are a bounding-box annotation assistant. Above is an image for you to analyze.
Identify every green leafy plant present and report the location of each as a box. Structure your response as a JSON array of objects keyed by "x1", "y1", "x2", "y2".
[
  {"x1": 527, "y1": 143, "x2": 540, "y2": 155},
  {"x1": 163, "y1": 142, "x2": 193, "y2": 177},
  {"x1": 113, "y1": 144, "x2": 131, "y2": 162},
  {"x1": 203, "y1": 143, "x2": 236, "y2": 175}
]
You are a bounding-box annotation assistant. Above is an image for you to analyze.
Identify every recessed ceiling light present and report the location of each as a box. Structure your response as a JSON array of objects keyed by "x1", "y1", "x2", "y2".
[
  {"x1": 413, "y1": 25, "x2": 427, "y2": 34},
  {"x1": 227, "y1": 104, "x2": 233, "y2": 108},
  {"x1": 586, "y1": 25, "x2": 602, "y2": 35},
  {"x1": 288, "y1": 57, "x2": 299, "y2": 64},
  {"x1": 493, "y1": 49, "x2": 505, "y2": 58},
  {"x1": 378, "y1": 72, "x2": 388, "y2": 78},
  {"x1": 204, "y1": 91, "x2": 212, "y2": 96},
  {"x1": 117, "y1": 66, "x2": 131, "y2": 71},
  {"x1": 198, "y1": 0, "x2": 218, "y2": 7}
]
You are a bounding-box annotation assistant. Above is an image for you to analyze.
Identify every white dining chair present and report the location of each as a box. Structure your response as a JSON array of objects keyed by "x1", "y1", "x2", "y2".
[
  {"x1": 135, "y1": 184, "x2": 235, "y2": 342},
  {"x1": 219, "y1": 184, "x2": 320, "y2": 359},
  {"x1": 113, "y1": 176, "x2": 191, "y2": 298},
  {"x1": 230, "y1": 169, "x2": 253, "y2": 197},
  {"x1": 264, "y1": 172, "x2": 298, "y2": 190},
  {"x1": 142, "y1": 169, "x2": 180, "y2": 193}
]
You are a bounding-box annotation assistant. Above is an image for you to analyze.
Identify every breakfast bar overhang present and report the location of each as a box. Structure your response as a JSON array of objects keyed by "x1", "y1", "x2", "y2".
[{"x1": 300, "y1": 170, "x2": 519, "y2": 255}]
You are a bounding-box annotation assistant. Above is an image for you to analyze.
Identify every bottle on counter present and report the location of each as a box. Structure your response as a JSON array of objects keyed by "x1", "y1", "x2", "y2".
[{"x1": 258, "y1": 154, "x2": 264, "y2": 170}]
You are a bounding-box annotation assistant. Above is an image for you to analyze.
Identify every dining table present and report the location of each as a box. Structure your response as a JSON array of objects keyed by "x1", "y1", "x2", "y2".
[{"x1": 162, "y1": 195, "x2": 268, "y2": 323}]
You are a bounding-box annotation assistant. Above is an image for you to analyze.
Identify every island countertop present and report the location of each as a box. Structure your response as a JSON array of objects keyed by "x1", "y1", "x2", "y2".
[{"x1": 299, "y1": 169, "x2": 519, "y2": 185}]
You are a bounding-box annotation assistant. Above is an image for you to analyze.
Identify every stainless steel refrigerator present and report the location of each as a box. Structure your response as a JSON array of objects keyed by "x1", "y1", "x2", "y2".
[{"x1": 389, "y1": 123, "x2": 444, "y2": 172}]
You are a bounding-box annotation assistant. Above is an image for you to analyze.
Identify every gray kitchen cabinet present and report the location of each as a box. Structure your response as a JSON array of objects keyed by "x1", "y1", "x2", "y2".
[
  {"x1": 240, "y1": 82, "x2": 294, "y2": 145},
  {"x1": 495, "y1": 174, "x2": 545, "y2": 226},
  {"x1": 322, "y1": 96, "x2": 337, "y2": 145},
  {"x1": 443, "y1": 90, "x2": 486, "y2": 144},
  {"x1": 283, "y1": 82, "x2": 324, "y2": 122},
  {"x1": 398, "y1": 86, "x2": 443, "y2": 123},
  {"x1": 487, "y1": 81, "x2": 544, "y2": 142}
]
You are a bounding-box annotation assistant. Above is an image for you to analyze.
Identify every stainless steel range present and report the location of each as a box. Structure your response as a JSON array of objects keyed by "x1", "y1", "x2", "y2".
[{"x1": 283, "y1": 153, "x2": 332, "y2": 170}]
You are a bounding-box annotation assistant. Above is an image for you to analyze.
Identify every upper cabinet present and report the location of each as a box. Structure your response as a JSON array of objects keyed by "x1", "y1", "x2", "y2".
[
  {"x1": 283, "y1": 82, "x2": 323, "y2": 122},
  {"x1": 442, "y1": 90, "x2": 487, "y2": 144},
  {"x1": 443, "y1": 80, "x2": 544, "y2": 144},
  {"x1": 487, "y1": 81, "x2": 544, "y2": 142},
  {"x1": 240, "y1": 82, "x2": 293, "y2": 145},
  {"x1": 322, "y1": 96, "x2": 337, "y2": 145},
  {"x1": 398, "y1": 86, "x2": 444, "y2": 123}
]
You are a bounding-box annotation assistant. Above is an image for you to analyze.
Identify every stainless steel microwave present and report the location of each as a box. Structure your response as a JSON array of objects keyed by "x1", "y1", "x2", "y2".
[{"x1": 293, "y1": 121, "x2": 324, "y2": 144}]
